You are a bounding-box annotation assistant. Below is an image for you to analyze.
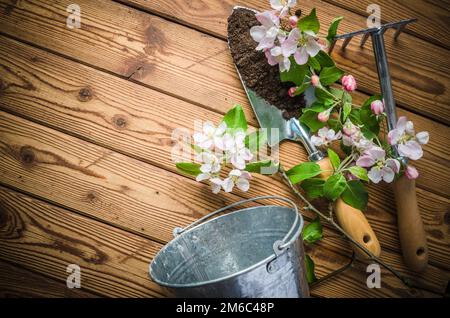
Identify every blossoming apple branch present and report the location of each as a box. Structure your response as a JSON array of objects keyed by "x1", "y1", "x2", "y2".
[{"x1": 172, "y1": 0, "x2": 429, "y2": 287}]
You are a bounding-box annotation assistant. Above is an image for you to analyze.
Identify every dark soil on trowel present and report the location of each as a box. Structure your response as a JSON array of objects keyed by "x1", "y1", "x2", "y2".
[{"x1": 227, "y1": 7, "x2": 306, "y2": 119}]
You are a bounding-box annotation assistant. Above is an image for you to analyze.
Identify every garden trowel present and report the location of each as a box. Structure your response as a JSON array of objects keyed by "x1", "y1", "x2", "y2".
[
  {"x1": 329, "y1": 18, "x2": 428, "y2": 272},
  {"x1": 228, "y1": 6, "x2": 381, "y2": 258}
]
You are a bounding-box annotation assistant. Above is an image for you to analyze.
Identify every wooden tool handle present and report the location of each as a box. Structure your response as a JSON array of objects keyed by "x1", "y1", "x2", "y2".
[
  {"x1": 392, "y1": 175, "x2": 428, "y2": 272},
  {"x1": 317, "y1": 158, "x2": 381, "y2": 258}
]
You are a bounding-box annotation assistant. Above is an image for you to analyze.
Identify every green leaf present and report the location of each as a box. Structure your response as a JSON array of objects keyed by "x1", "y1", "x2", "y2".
[
  {"x1": 348, "y1": 166, "x2": 369, "y2": 182},
  {"x1": 297, "y1": 8, "x2": 320, "y2": 33},
  {"x1": 300, "y1": 178, "x2": 325, "y2": 199},
  {"x1": 349, "y1": 108, "x2": 362, "y2": 125},
  {"x1": 315, "y1": 87, "x2": 335, "y2": 106},
  {"x1": 280, "y1": 58, "x2": 309, "y2": 86},
  {"x1": 319, "y1": 66, "x2": 344, "y2": 86},
  {"x1": 326, "y1": 16, "x2": 343, "y2": 43},
  {"x1": 343, "y1": 91, "x2": 352, "y2": 104},
  {"x1": 245, "y1": 130, "x2": 267, "y2": 152},
  {"x1": 299, "y1": 110, "x2": 326, "y2": 132},
  {"x1": 302, "y1": 217, "x2": 323, "y2": 244},
  {"x1": 323, "y1": 173, "x2": 347, "y2": 201},
  {"x1": 191, "y1": 143, "x2": 203, "y2": 153},
  {"x1": 307, "y1": 101, "x2": 327, "y2": 113},
  {"x1": 341, "y1": 180, "x2": 369, "y2": 210},
  {"x1": 286, "y1": 162, "x2": 322, "y2": 184},
  {"x1": 359, "y1": 95, "x2": 382, "y2": 138},
  {"x1": 244, "y1": 160, "x2": 278, "y2": 175},
  {"x1": 327, "y1": 118, "x2": 343, "y2": 132},
  {"x1": 305, "y1": 254, "x2": 318, "y2": 283},
  {"x1": 222, "y1": 104, "x2": 248, "y2": 131},
  {"x1": 176, "y1": 162, "x2": 202, "y2": 176},
  {"x1": 330, "y1": 87, "x2": 344, "y2": 100},
  {"x1": 308, "y1": 56, "x2": 321, "y2": 72},
  {"x1": 343, "y1": 101, "x2": 352, "y2": 122},
  {"x1": 327, "y1": 149, "x2": 340, "y2": 170},
  {"x1": 315, "y1": 50, "x2": 335, "y2": 68},
  {"x1": 293, "y1": 82, "x2": 311, "y2": 96}
]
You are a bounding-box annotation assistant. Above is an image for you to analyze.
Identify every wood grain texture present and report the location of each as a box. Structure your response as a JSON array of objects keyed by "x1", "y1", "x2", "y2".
[
  {"x1": 0, "y1": 259, "x2": 97, "y2": 297},
  {"x1": 118, "y1": 0, "x2": 450, "y2": 123},
  {"x1": 0, "y1": 36, "x2": 448, "y2": 272},
  {"x1": 0, "y1": 111, "x2": 448, "y2": 295},
  {"x1": 0, "y1": 0, "x2": 448, "y2": 125},
  {"x1": 0, "y1": 0, "x2": 447, "y2": 298},
  {"x1": 322, "y1": 0, "x2": 450, "y2": 50},
  {"x1": 0, "y1": 186, "x2": 165, "y2": 297},
  {"x1": 0, "y1": 186, "x2": 441, "y2": 298}
]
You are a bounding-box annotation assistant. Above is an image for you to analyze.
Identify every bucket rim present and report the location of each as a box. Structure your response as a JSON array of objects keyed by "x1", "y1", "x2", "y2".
[{"x1": 149, "y1": 205, "x2": 304, "y2": 289}]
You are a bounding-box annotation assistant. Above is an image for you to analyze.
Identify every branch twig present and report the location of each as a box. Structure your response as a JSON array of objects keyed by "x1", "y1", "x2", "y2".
[{"x1": 278, "y1": 165, "x2": 412, "y2": 288}]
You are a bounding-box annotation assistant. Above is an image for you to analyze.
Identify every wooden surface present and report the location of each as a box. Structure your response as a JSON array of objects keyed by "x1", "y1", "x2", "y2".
[{"x1": 0, "y1": 0, "x2": 448, "y2": 298}]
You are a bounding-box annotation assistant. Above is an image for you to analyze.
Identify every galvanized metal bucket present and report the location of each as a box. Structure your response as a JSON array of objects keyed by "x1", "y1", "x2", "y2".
[{"x1": 149, "y1": 196, "x2": 310, "y2": 298}]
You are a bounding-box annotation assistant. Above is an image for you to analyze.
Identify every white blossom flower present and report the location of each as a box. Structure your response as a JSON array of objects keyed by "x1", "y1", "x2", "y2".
[
  {"x1": 222, "y1": 170, "x2": 252, "y2": 192},
  {"x1": 388, "y1": 116, "x2": 429, "y2": 160},
  {"x1": 356, "y1": 146, "x2": 400, "y2": 183},
  {"x1": 197, "y1": 152, "x2": 221, "y2": 174},
  {"x1": 250, "y1": 11, "x2": 281, "y2": 51},
  {"x1": 293, "y1": 30, "x2": 322, "y2": 65},
  {"x1": 311, "y1": 127, "x2": 342, "y2": 147},
  {"x1": 267, "y1": 28, "x2": 299, "y2": 72},
  {"x1": 270, "y1": 0, "x2": 297, "y2": 17},
  {"x1": 193, "y1": 121, "x2": 227, "y2": 150},
  {"x1": 209, "y1": 177, "x2": 223, "y2": 194},
  {"x1": 341, "y1": 120, "x2": 374, "y2": 152}
]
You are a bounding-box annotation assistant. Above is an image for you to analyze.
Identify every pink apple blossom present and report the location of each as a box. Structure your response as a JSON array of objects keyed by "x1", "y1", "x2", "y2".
[
  {"x1": 356, "y1": 146, "x2": 400, "y2": 183},
  {"x1": 289, "y1": 15, "x2": 298, "y2": 27},
  {"x1": 342, "y1": 75, "x2": 357, "y2": 92},
  {"x1": 370, "y1": 100, "x2": 384, "y2": 115},
  {"x1": 250, "y1": 11, "x2": 280, "y2": 51},
  {"x1": 288, "y1": 87, "x2": 297, "y2": 97},
  {"x1": 317, "y1": 110, "x2": 330, "y2": 122},
  {"x1": 311, "y1": 75, "x2": 320, "y2": 87},
  {"x1": 311, "y1": 127, "x2": 342, "y2": 147},
  {"x1": 388, "y1": 116, "x2": 429, "y2": 160},
  {"x1": 268, "y1": 28, "x2": 299, "y2": 72},
  {"x1": 405, "y1": 165, "x2": 419, "y2": 180},
  {"x1": 292, "y1": 30, "x2": 322, "y2": 65},
  {"x1": 270, "y1": 0, "x2": 297, "y2": 17}
]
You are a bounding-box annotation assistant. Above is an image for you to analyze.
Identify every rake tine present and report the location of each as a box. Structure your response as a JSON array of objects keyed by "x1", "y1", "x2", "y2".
[
  {"x1": 360, "y1": 32, "x2": 370, "y2": 48},
  {"x1": 394, "y1": 24, "x2": 406, "y2": 40},
  {"x1": 341, "y1": 37, "x2": 352, "y2": 50}
]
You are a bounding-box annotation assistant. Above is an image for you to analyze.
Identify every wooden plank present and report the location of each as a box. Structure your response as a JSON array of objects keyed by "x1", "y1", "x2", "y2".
[
  {"x1": 0, "y1": 0, "x2": 448, "y2": 125},
  {"x1": 0, "y1": 36, "x2": 448, "y2": 271},
  {"x1": 0, "y1": 111, "x2": 448, "y2": 295},
  {"x1": 0, "y1": 186, "x2": 440, "y2": 298},
  {"x1": 0, "y1": 186, "x2": 165, "y2": 297},
  {"x1": 322, "y1": 0, "x2": 450, "y2": 50},
  {"x1": 0, "y1": 35, "x2": 447, "y2": 198},
  {"x1": 117, "y1": 0, "x2": 450, "y2": 123},
  {"x1": 0, "y1": 259, "x2": 97, "y2": 297},
  {"x1": 0, "y1": 110, "x2": 263, "y2": 243}
]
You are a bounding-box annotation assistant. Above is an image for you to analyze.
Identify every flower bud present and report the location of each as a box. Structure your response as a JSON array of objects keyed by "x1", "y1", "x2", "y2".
[
  {"x1": 288, "y1": 87, "x2": 297, "y2": 97},
  {"x1": 289, "y1": 15, "x2": 298, "y2": 28},
  {"x1": 342, "y1": 120, "x2": 356, "y2": 136},
  {"x1": 370, "y1": 100, "x2": 384, "y2": 115},
  {"x1": 318, "y1": 111, "x2": 329, "y2": 122},
  {"x1": 311, "y1": 75, "x2": 320, "y2": 87},
  {"x1": 405, "y1": 165, "x2": 419, "y2": 180},
  {"x1": 342, "y1": 75, "x2": 357, "y2": 92}
]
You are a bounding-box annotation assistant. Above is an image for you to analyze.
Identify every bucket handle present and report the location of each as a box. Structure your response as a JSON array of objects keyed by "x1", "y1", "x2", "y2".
[{"x1": 173, "y1": 195, "x2": 302, "y2": 255}]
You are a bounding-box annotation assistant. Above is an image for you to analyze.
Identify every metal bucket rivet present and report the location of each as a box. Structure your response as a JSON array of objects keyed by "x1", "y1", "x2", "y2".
[{"x1": 149, "y1": 196, "x2": 310, "y2": 298}]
